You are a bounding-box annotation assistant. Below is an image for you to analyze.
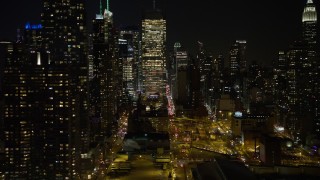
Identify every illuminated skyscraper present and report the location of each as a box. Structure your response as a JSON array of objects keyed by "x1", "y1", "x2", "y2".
[
  {"x1": 119, "y1": 27, "x2": 140, "y2": 104},
  {"x1": 1, "y1": 42, "x2": 32, "y2": 179},
  {"x1": 141, "y1": 9, "x2": 167, "y2": 97},
  {"x1": 302, "y1": 0, "x2": 317, "y2": 52},
  {"x1": 273, "y1": 51, "x2": 289, "y2": 128},
  {"x1": 279, "y1": 0, "x2": 319, "y2": 144},
  {"x1": 171, "y1": 42, "x2": 188, "y2": 101},
  {"x1": 229, "y1": 40, "x2": 247, "y2": 99},
  {"x1": 101, "y1": 2, "x2": 120, "y2": 136},
  {"x1": 286, "y1": 43, "x2": 302, "y2": 137},
  {"x1": 90, "y1": 11, "x2": 108, "y2": 138},
  {"x1": 2, "y1": 0, "x2": 89, "y2": 178},
  {"x1": 1, "y1": 36, "x2": 63, "y2": 178},
  {"x1": 302, "y1": 0, "x2": 320, "y2": 141},
  {"x1": 229, "y1": 40, "x2": 247, "y2": 77},
  {"x1": 286, "y1": 41, "x2": 313, "y2": 144},
  {"x1": 196, "y1": 42, "x2": 214, "y2": 108},
  {"x1": 90, "y1": 0, "x2": 119, "y2": 139}
]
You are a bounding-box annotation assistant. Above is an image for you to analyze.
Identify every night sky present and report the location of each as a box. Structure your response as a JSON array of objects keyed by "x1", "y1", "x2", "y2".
[{"x1": 0, "y1": 0, "x2": 315, "y2": 65}]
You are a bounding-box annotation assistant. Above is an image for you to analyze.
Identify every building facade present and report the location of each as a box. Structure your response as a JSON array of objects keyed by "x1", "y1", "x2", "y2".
[
  {"x1": 2, "y1": 0, "x2": 90, "y2": 178},
  {"x1": 141, "y1": 9, "x2": 167, "y2": 97}
]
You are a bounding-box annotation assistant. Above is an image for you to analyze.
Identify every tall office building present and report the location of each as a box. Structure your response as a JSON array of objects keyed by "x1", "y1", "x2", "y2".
[
  {"x1": 171, "y1": 43, "x2": 188, "y2": 101},
  {"x1": 189, "y1": 55, "x2": 207, "y2": 117},
  {"x1": 90, "y1": 10, "x2": 108, "y2": 138},
  {"x1": 286, "y1": 41, "x2": 313, "y2": 144},
  {"x1": 119, "y1": 27, "x2": 140, "y2": 104},
  {"x1": 273, "y1": 51, "x2": 288, "y2": 107},
  {"x1": 141, "y1": 8, "x2": 167, "y2": 97},
  {"x1": 273, "y1": 51, "x2": 288, "y2": 127},
  {"x1": 102, "y1": 2, "x2": 120, "y2": 136},
  {"x1": 210, "y1": 54, "x2": 225, "y2": 107},
  {"x1": 279, "y1": 0, "x2": 319, "y2": 144},
  {"x1": 229, "y1": 40, "x2": 247, "y2": 77},
  {"x1": 229, "y1": 40, "x2": 247, "y2": 100},
  {"x1": 90, "y1": 0, "x2": 119, "y2": 138},
  {"x1": 197, "y1": 42, "x2": 214, "y2": 108}
]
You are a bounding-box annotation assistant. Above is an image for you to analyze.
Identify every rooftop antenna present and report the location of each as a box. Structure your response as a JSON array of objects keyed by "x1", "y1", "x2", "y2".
[
  {"x1": 153, "y1": 0, "x2": 156, "y2": 10},
  {"x1": 107, "y1": 0, "x2": 110, "y2": 11},
  {"x1": 99, "y1": 0, "x2": 102, "y2": 14}
]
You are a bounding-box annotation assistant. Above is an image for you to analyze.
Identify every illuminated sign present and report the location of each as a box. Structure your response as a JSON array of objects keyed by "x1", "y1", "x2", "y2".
[
  {"x1": 234, "y1": 111, "x2": 243, "y2": 118},
  {"x1": 25, "y1": 23, "x2": 43, "y2": 30}
]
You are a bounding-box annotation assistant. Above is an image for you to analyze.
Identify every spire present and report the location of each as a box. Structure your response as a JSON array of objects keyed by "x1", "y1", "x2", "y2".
[
  {"x1": 103, "y1": 0, "x2": 113, "y2": 20},
  {"x1": 100, "y1": 0, "x2": 103, "y2": 15},
  {"x1": 307, "y1": 0, "x2": 313, "y2": 4}
]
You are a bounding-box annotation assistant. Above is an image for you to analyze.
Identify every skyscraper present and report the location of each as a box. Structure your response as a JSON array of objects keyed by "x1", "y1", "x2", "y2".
[
  {"x1": 229, "y1": 40, "x2": 247, "y2": 99},
  {"x1": 1, "y1": 41, "x2": 32, "y2": 178},
  {"x1": 90, "y1": 9, "x2": 108, "y2": 139},
  {"x1": 277, "y1": 0, "x2": 319, "y2": 145},
  {"x1": 171, "y1": 42, "x2": 188, "y2": 101},
  {"x1": 90, "y1": 0, "x2": 119, "y2": 138},
  {"x1": 302, "y1": 0, "x2": 317, "y2": 52},
  {"x1": 229, "y1": 40, "x2": 247, "y2": 77},
  {"x1": 273, "y1": 51, "x2": 288, "y2": 128},
  {"x1": 197, "y1": 42, "x2": 214, "y2": 108},
  {"x1": 286, "y1": 41, "x2": 311, "y2": 144},
  {"x1": 101, "y1": 2, "x2": 120, "y2": 136},
  {"x1": 302, "y1": 0, "x2": 319, "y2": 142},
  {"x1": 119, "y1": 26, "x2": 140, "y2": 104},
  {"x1": 189, "y1": 53, "x2": 207, "y2": 117},
  {"x1": 141, "y1": 8, "x2": 167, "y2": 97},
  {"x1": 2, "y1": 0, "x2": 90, "y2": 178},
  {"x1": 42, "y1": 0, "x2": 89, "y2": 177}
]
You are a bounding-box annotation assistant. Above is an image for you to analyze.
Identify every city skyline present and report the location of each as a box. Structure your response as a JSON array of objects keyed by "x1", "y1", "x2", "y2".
[
  {"x1": 0, "y1": 0, "x2": 317, "y2": 65},
  {"x1": 1, "y1": 0, "x2": 320, "y2": 179}
]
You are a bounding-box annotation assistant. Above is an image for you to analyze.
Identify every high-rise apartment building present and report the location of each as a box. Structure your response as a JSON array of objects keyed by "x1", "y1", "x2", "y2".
[
  {"x1": 42, "y1": 0, "x2": 89, "y2": 177},
  {"x1": 141, "y1": 9, "x2": 167, "y2": 97},
  {"x1": 2, "y1": 42, "x2": 32, "y2": 178},
  {"x1": 2, "y1": 0, "x2": 90, "y2": 178}
]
